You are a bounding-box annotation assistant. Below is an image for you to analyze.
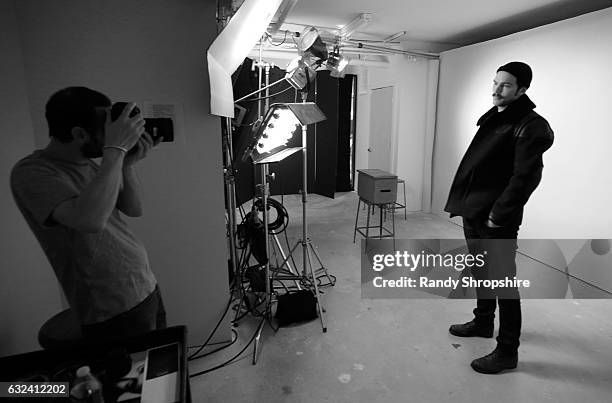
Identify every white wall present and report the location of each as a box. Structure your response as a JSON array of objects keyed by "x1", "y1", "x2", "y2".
[
  {"x1": 0, "y1": 0, "x2": 64, "y2": 357},
  {"x1": 432, "y1": 7, "x2": 612, "y2": 239},
  {"x1": 353, "y1": 56, "x2": 438, "y2": 211},
  {"x1": 1, "y1": 0, "x2": 230, "y2": 356}
]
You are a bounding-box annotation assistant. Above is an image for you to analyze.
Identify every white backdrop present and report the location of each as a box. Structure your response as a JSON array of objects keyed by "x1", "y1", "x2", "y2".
[{"x1": 432, "y1": 7, "x2": 612, "y2": 239}]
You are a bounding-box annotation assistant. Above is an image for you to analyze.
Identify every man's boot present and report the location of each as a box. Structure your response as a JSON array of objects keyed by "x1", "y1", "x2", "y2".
[
  {"x1": 470, "y1": 347, "x2": 518, "y2": 374},
  {"x1": 449, "y1": 319, "x2": 493, "y2": 338}
]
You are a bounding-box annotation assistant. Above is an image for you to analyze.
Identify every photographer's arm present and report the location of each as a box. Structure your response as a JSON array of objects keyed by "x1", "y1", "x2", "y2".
[
  {"x1": 52, "y1": 103, "x2": 144, "y2": 232},
  {"x1": 117, "y1": 165, "x2": 144, "y2": 217},
  {"x1": 116, "y1": 133, "x2": 158, "y2": 217},
  {"x1": 53, "y1": 150, "x2": 127, "y2": 232}
]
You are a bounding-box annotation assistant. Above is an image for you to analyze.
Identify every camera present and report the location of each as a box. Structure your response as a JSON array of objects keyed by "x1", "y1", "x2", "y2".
[{"x1": 109, "y1": 102, "x2": 174, "y2": 145}]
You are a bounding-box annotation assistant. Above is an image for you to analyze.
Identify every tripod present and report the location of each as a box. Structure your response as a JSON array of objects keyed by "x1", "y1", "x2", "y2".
[{"x1": 272, "y1": 101, "x2": 333, "y2": 333}]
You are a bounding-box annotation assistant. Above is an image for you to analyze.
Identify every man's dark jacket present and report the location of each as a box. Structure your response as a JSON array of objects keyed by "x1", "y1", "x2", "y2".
[{"x1": 444, "y1": 94, "x2": 554, "y2": 226}]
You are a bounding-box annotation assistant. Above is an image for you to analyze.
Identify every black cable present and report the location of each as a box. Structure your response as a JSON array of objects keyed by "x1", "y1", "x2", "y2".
[
  {"x1": 232, "y1": 242, "x2": 272, "y2": 322},
  {"x1": 266, "y1": 30, "x2": 288, "y2": 46},
  {"x1": 233, "y1": 269, "x2": 270, "y2": 322},
  {"x1": 233, "y1": 295, "x2": 266, "y2": 322},
  {"x1": 317, "y1": 273, "x2": 337, "y2": 288},
  {"x1": 254, "y1": 197, "x2": 289, "y2": 235},
  {"x1": 189, "y1": 316, "x2": 265, "y2": 378},
  {"x1": 189, "y1": 328, "x2": 239, "y2": 361},
  {"x1": 235, "y1": 119, "x2": 259, "y2": 127},
  {"x1": 187, "y1": 295, "x2": 234, "y2": 361},
  {"x1": 263, "y1": 303, "x2": 279, "y2": 332},
  {"x1": 188, "y1": 339, "x2": 229, "y2": 348},
  {"x1": 278, "y1": 194, "x2": 299, "y2": 270}
]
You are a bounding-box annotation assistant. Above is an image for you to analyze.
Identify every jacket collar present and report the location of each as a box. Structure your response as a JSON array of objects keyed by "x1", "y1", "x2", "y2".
[{"x1": 477, "y1": 94, "x2": 536, "y2": 126}]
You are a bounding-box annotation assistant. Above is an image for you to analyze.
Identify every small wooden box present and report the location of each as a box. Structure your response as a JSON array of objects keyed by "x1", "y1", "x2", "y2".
[{"x1": 357, "y1": 169, "x2": 397, "y2": 204}]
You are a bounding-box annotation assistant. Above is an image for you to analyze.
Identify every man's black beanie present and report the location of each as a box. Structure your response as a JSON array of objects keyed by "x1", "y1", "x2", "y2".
[{"x1": 497, "y1": 61, "x2": 532, "y2": 89}]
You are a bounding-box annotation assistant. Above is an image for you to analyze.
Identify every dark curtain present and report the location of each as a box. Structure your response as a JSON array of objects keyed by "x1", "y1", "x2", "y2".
[{"x1": 230, "y1": 58, "x2": 355, "y2": 204}]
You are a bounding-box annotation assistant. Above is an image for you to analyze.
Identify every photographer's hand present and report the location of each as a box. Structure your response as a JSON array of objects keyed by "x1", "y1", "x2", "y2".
[
  {"x1": 124, "y1": 132, "x2": 161, "y2": 167},
  {"x1": 104, "y1": 102, "x2": 144, "y2": 152}
]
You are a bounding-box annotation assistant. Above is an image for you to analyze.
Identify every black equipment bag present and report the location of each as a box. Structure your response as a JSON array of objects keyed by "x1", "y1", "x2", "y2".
[{"x1": 275, "y1": 290, "x2": 318, "y2": 326}]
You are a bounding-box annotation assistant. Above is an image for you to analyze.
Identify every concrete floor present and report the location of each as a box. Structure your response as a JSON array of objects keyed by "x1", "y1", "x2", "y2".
[{"x1": 189, "y1": 191, "x2": 612, "y2": 403}]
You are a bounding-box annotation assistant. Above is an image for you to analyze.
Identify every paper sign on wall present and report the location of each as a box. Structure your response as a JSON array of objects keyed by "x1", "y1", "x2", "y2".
[{"x1": 139, "y1": 102, "x2": 184, "y2": 148}]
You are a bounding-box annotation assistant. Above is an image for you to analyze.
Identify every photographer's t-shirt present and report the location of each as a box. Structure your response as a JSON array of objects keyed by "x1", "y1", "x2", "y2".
[{"x1": 10, "y1": 150, "x2": 157, "y2": 325}]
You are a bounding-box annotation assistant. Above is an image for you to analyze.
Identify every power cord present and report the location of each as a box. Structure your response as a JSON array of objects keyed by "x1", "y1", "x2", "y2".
[
  {"x1": 187, "y1": 294, "x2": 234, "y2": 361},
  {"x1": 189, "y1": 316, "x2": 265, "y2": 378},
  {"x1": 188, "y1": 328, "x2": 238, "y2": 361}
]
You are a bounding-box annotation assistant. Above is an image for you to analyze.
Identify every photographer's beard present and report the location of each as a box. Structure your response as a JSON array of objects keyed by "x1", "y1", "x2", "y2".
[{"x1": 80, "y1": 132, "x2": 104, "y2": 159}]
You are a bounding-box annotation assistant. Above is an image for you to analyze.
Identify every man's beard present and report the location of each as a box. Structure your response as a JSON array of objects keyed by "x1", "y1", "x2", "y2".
[{"x1": 80, "y1": 137, "x2": 103, "y2": 158}]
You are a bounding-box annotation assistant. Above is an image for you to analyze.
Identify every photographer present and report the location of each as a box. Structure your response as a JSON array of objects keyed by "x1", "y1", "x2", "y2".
[{"x1": 11, "y1": 87, "x2": 165, "y2": 342}]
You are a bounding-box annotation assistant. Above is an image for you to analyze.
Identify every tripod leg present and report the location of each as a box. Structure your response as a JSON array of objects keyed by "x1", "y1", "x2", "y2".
[
  {"x1": 304, "y1": 243, "x2": 327, "y2": 332},
  {"x1": 273, "y1": 234, "x2": 301, "y2": 289},
  {"x1": 275, "y1": 241, "x2": 303, "y2": 290},
  {"x1": 379, "y1": 205, "x2": 383, "y2": 238},
  {"x1": 366, "y1": 203, "x2": 371, "y2": 238},
  {"x1": 252, "y1": 316, "x2": 266, "y2": 365},
  {"x1": 308, "y1": 240, "x2": 333, "y2": 285},
  {"x1": 353, "y1": 198, "x2": 361, "y2": 243},
  {"x1": 273, "y1": 234, "x2": 296, "y2": 275},
  {"x1": 232, "y1": 249, "x2": 249, "y2": 324},
  {"x1": 392, "y1": 205, "x2": 396, "y2": 250}
]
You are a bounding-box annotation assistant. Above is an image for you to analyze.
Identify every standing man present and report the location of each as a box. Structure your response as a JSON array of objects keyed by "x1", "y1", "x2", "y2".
[
  {"x1": 445, "y1": 62, "x2": 554, "y2": 373},
  {"x1": 11, "y1": 87, "x2": 165, "y2": 343}
]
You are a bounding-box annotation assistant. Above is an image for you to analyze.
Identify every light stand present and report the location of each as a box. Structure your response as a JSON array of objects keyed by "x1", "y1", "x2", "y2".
[
  {"x1": 235, "y1": 28, "x2": 332, "y2": 361},
  {"x1": 242, "y1": 102, "x2": 327, "y2": 363},
  {"x1": 251, "y1": 162, "x2": 272, "y2": 364},
  {"x1": 273, "y1": 94, "x2": 331, "y2": 333},
  {"x1": 221, "y1": 116, "x2": 245, "y2": 327},
  {"x1": 251, "y1": 60, "x2": 276, "y2": 364}
]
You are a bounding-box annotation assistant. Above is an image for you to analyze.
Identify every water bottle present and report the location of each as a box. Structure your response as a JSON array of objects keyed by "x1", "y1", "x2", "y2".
[{"x1": 70, "y1": 365, "x2": 104, "y2": 403}]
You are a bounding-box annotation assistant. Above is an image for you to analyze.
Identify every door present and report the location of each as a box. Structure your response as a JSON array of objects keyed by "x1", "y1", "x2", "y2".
[{"x1": 368, "y1": 86, "x2": 393, "y2": 172}]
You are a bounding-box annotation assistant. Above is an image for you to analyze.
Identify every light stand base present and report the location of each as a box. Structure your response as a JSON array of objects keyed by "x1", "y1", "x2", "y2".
[{"x1": 274, "y1": 237, "x2": 330, "y2": 333}]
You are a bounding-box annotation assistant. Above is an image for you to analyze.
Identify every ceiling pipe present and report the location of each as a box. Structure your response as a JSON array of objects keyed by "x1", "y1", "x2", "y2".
[
  {"x1": 268, "y1": 0, "x2": 299, "y2": 33},
  {"x1": 343, "y1": 39, "x2": 439, "y2": 59},
  {"x1": 246, "y1": 49, "x2": 390, "y2": 67},
  {"x1": 383, "y1": 31, "x2": 407, "y2": 43},
  {"x1": 264, "y1": 30, "x2": 438, "y2": 59},
  {"x1": 248, "y1": 46, "x2": 396, "y2": 59}
]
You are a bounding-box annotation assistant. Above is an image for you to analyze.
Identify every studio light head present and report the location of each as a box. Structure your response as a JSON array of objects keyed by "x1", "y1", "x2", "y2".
[
  {"x1": 241, "y1": 103, "x2": 326, "y2": 164},
  {"x1": 296, "y1": 27, "x2": 328, "y2": 61},
  {"x1": 285, "y1": 57, "x2": 316, "y2": 90},
  {"x1": 327, "y1": 47, "x2": 349, "y2": 78}
]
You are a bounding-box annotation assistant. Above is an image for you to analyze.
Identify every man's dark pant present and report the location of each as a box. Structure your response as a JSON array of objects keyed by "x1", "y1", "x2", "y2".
[
  {"x1": 81, "y1": 285, "x2": 167, "y2": 342},
  {"x1": 463, "y1": 217, "x2": 521, "y2": 354}
]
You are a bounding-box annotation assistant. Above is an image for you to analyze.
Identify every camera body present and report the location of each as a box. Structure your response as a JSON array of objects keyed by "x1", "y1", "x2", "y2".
[{"x1": 110, "y1": 102, "x2": 174, "y2": 144}]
